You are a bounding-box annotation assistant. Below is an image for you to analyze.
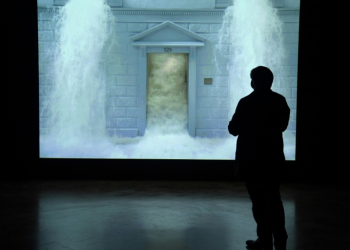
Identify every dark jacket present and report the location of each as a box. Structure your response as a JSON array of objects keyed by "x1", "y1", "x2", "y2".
[{"x1": 228, "y1": 89, "x2": 290, "y2": 180}]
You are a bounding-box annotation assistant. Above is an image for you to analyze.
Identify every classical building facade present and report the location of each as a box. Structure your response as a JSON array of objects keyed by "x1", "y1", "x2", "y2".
[{"x1": 38, "y1": 0, "x2": 299, "y2": 138}]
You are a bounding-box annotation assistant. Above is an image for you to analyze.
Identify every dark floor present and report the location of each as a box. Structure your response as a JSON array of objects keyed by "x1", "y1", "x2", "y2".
[{"x1": 1, "y1": 180, "x2": 349, "y2": 250}]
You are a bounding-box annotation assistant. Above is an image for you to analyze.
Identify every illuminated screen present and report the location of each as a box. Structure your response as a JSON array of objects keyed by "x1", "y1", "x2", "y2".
[{"x1": 38, "y1": 0, "x2": 299, "y2": 159}]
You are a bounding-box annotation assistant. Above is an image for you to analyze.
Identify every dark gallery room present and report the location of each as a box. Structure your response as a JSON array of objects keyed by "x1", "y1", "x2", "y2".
[{"x1": 4, "y1": 0, "x2": 349, "y2": 250}]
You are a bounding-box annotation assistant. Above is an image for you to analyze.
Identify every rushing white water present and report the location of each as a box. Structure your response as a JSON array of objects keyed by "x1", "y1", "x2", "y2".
[
  {"x1": 147, "y1": 53, "x2": 188, "y2": 134},
  {"x1": 39, "y1": 0, "x2": 295, "y2": 159},
  {"x1": 46, "y1": 0, "x2": 114, "y2": 146},
  {"x1": 214, "y1": 0, "x2": 295, "y2": 159},
  {"x1": 215, "y1": 0, "x2": 286, "y2": 116}
]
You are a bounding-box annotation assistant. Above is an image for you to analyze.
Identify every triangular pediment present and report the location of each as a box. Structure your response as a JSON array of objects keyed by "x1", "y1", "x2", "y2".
[{"x1": 130, "y1": 21, "x2": 206, "y2": 43}]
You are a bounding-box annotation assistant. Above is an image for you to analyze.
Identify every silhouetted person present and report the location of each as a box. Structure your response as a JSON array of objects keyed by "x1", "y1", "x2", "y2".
[{"x1": 228, "y1": 66, "x2": 290, "y2": 250}]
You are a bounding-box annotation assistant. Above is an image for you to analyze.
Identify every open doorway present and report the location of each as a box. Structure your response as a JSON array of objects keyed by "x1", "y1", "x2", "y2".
[{"x1": 146, "y1": 53, "x2": 189, "y2": 134}]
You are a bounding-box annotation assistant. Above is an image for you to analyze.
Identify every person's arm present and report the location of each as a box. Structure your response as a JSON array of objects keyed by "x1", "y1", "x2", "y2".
[
  {"x1": 228, "y1": 100, "x2": 243, "y2": 136},
  {"x1": 280, "y1": 97, "x2": 290, "y2": 132},
  {"x1": 265, "y1": 96, "x2": 290, "y2": 133},
  {"x1": 271, "y1": 97, "x2": 290, "y2": 133}
]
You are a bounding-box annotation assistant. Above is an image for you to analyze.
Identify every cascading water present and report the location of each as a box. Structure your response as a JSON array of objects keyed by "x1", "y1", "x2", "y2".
[
  {"x1": 215, "y1": 0, "x2": 295, "y2": 159},
  {"x1": 216, "y1": 0, "x2": 286, "y2": 116},
  {"x1": 47, "y1": 0, "x2": 114, "y2": 145},
  {"x1": 147, "y1": 53, "x2": 188, "y2": 134}
]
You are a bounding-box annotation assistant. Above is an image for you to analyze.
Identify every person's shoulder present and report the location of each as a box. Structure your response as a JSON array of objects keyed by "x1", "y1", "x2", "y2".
[
  {"x1": 239, "y1": 92, "x2": 254, "y2": 104},
  {"x1": 242, "y1": 92, "x2": 254, "y2": 100},
  {"x1": 270, "y1": 90, "x2": 289, "y2": 108},
  {"x1": 271, "y1": 90, "x2": 286, "y2": 100}
]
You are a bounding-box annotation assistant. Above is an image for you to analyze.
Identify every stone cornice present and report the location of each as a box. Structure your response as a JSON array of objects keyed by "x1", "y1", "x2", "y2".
[
  {"x1": 277, "y1": 9, "x2": 300, "y2": 15},
  {"x1": 111, "y1": 9, "x2": 225, "y2": 16},
  {"x1": 111, "y1": 8, "x2": 299, "y2": 16},
  {"x1": 132, "y1": 41, "x2": 205, "y2": 47},
  {"x1": 37, "y1": 8, "x2": 299, "y2": 16}
]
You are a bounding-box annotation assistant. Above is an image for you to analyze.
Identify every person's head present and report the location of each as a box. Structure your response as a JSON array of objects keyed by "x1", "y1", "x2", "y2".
[{"x1": 250, "y1": 66, "x2": 274, "y2": 90}]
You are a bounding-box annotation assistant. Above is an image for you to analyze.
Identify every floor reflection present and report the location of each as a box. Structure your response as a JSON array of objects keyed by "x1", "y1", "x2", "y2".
[{"x1": 35, "y1": 181, "x2": 296, "y2": 250}]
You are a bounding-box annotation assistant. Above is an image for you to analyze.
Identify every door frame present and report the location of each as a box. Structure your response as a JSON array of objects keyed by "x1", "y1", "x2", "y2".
[{"x1": 136, "y1": 45, "x2": 199, "y2": 136}]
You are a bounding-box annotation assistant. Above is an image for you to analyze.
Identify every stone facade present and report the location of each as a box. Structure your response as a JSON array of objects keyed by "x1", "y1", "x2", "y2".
[{"x1": 38, "y1": 0, "x2": 299, "y2": 137}]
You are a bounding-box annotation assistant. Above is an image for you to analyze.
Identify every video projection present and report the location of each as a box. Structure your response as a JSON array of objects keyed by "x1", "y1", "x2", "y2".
[{"x1": 38, "y1": 0, "x2": 299, "y2": 159}]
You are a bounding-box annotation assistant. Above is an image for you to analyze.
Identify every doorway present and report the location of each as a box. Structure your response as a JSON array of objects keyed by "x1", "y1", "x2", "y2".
[{"x1": 146, "y1": 53, "x2": 189, "y2": 134}]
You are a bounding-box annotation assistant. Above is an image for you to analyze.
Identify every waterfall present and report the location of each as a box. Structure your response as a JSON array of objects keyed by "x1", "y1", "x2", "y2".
[
  {"x1": 48, "y1": 0, "x2": 114, "y2": 145},
  {"x1": 216, "y1": 0, "x2": 286, "y2": 116}
]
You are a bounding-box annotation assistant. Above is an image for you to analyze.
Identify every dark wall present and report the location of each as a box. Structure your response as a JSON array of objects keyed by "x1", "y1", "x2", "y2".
[
  {"x1": 295, "y1": 0, "x2": 347, "y2": 182},
  {"x1": 6, "y1": 0, "x2": 347, "y2": 182}
]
